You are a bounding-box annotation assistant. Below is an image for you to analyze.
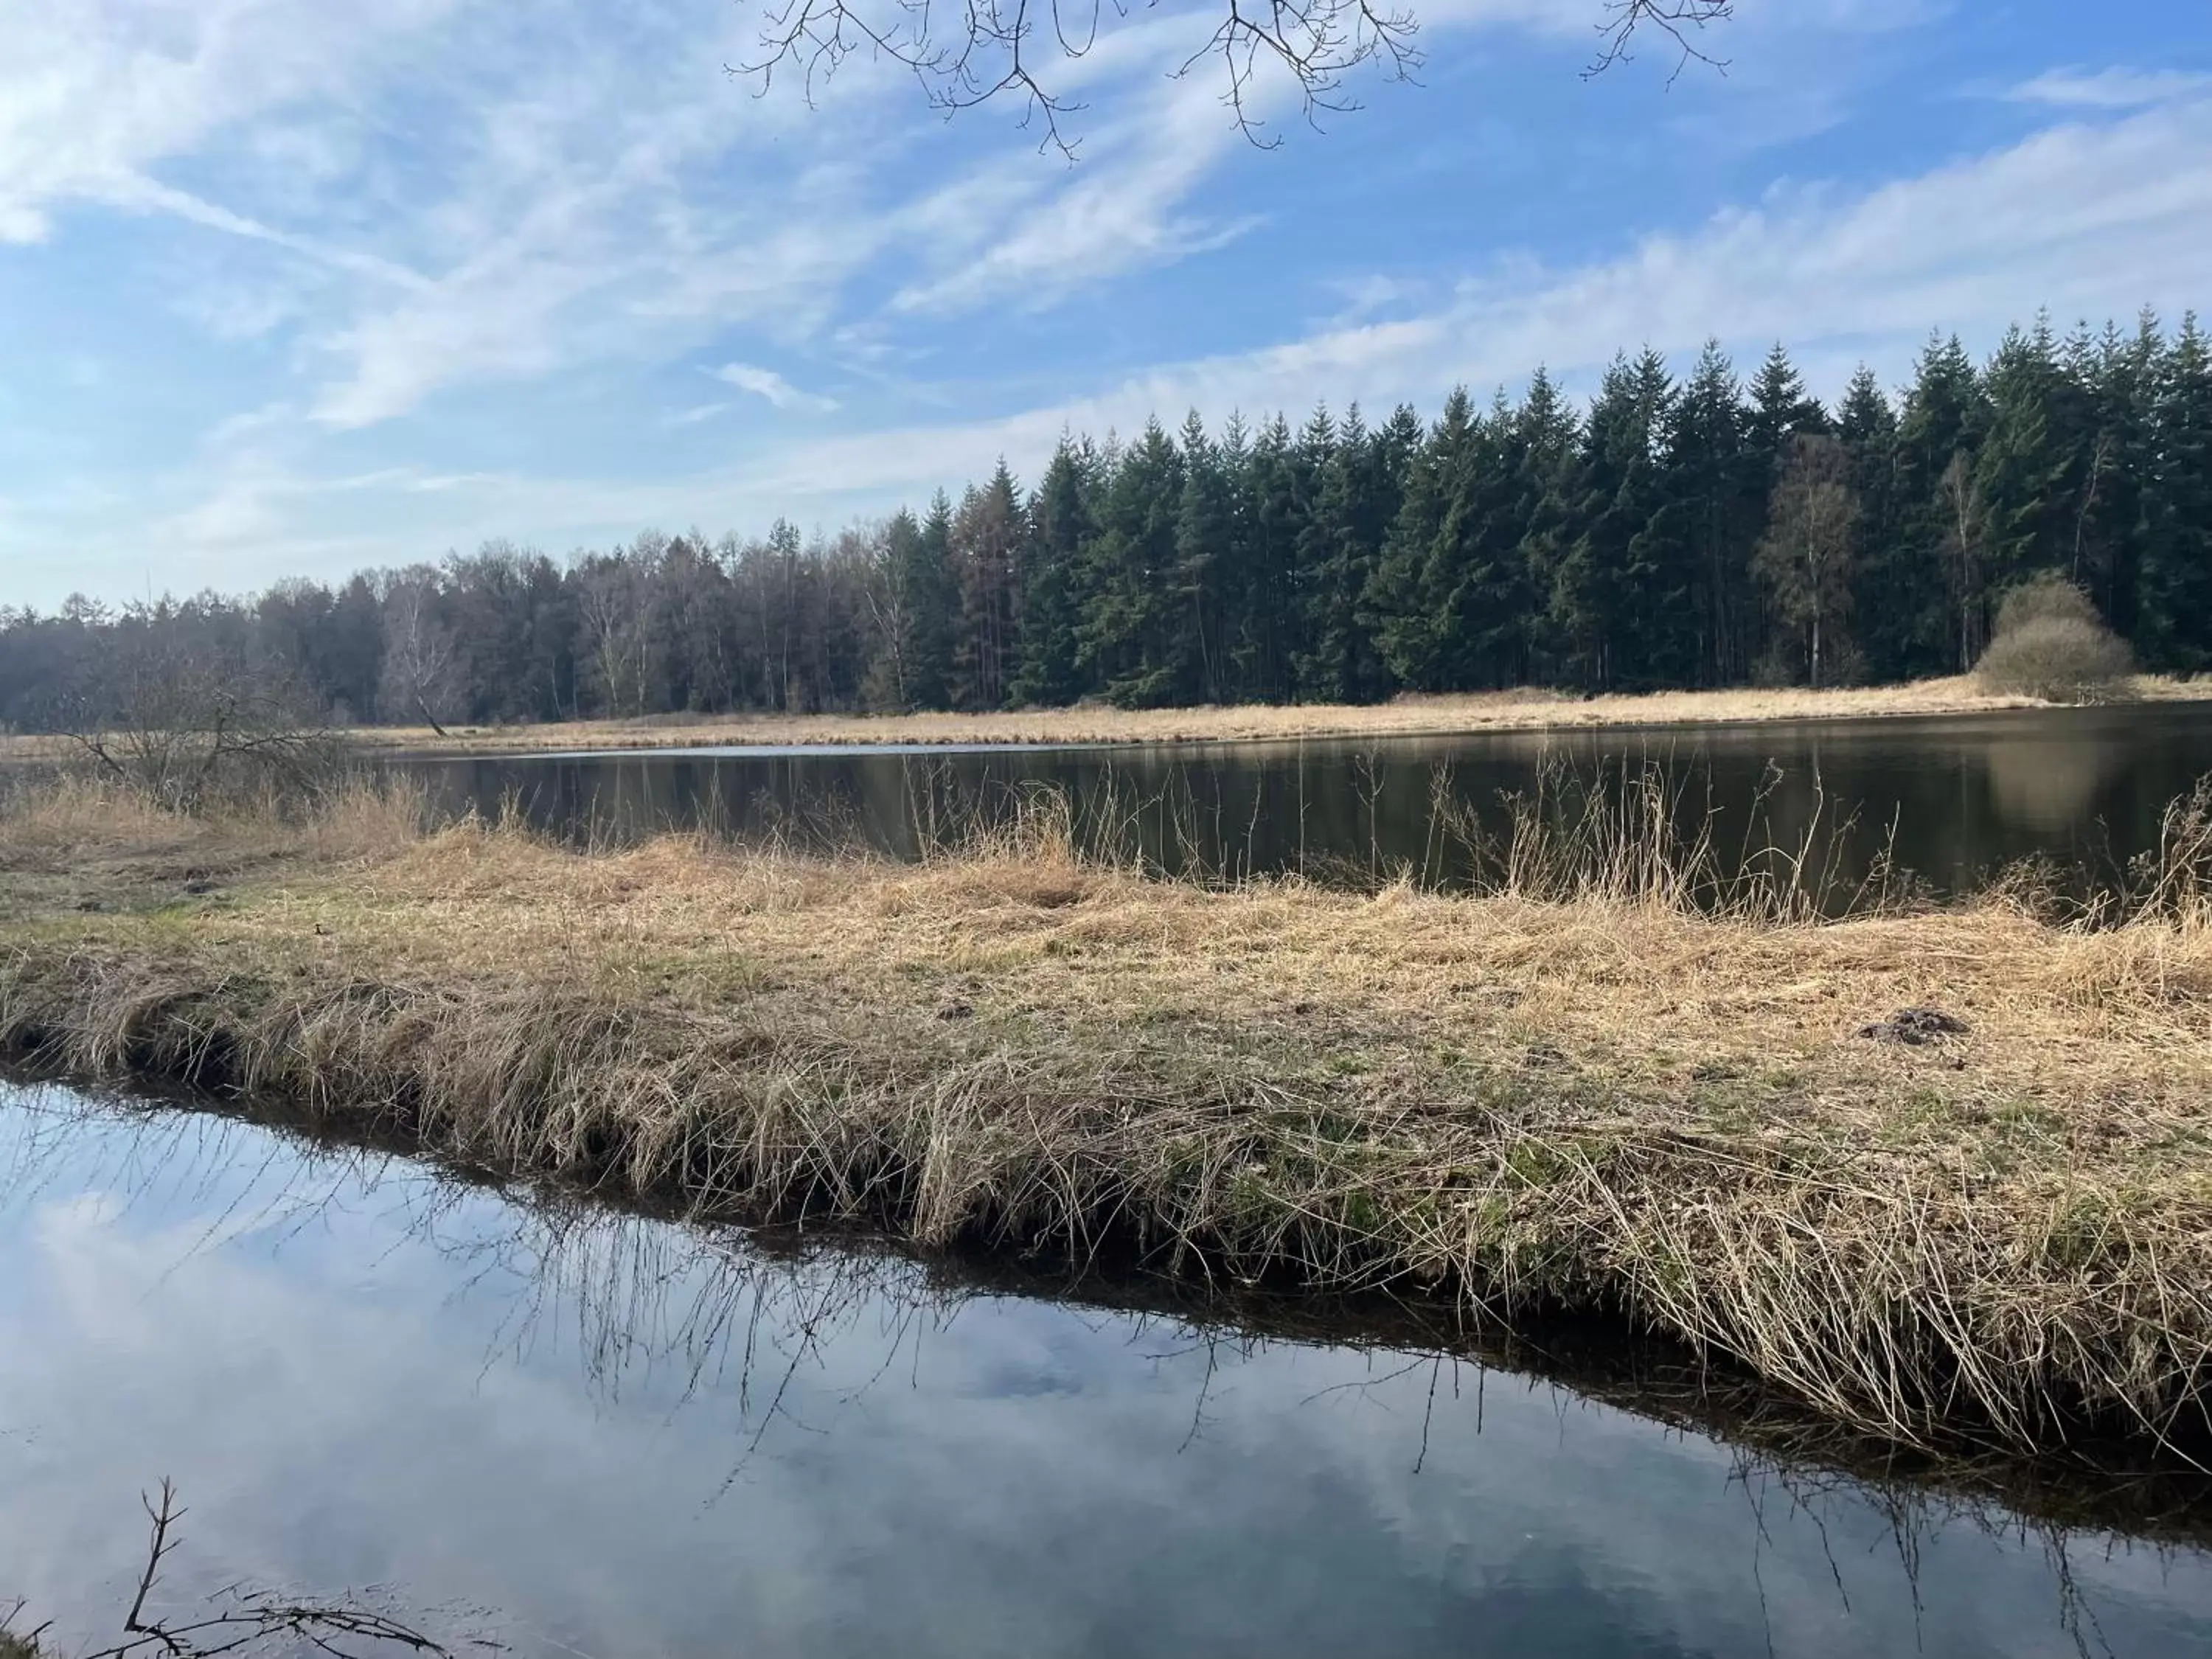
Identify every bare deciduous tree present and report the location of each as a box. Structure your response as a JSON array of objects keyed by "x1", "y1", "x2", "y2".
[
  {"x1": 731, "y1": 0, "x2": 1733, "y2": 152},
  {"x1": 60, "y1": 626, "x2": 333, "y2": 812},
  {"x1": 378, "y1": 570, "x2": 466, "y2": 737},
  {"x1": 1941, "y1": 450, "x2": 1992, "y2": 674},
  {"x1": 1754, "y1": 433, "x2": 1860, "y2": 689}
]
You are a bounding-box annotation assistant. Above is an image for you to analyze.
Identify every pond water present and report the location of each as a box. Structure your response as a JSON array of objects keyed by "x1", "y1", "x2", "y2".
[
  {"x1": 4, "y1": 1083, "x2": 2211, "y2": 1658},
  {"x1": 403, "y1": 703, "x2": 2212, "y2": 900}
]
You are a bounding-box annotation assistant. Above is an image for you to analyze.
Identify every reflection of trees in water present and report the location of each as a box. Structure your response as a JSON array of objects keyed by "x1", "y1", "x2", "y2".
[
  {"x1": 3, "y1": 1087, "x2": 2207, "y2": 1657},
  {"x1": 403, "y1": 717, "x2": 2212, "y2": 914}
]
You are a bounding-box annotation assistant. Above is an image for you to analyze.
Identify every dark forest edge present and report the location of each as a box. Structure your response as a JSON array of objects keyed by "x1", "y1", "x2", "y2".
[{"x1": 4, "y1": 308, "x2": 2208, "y2": 737}]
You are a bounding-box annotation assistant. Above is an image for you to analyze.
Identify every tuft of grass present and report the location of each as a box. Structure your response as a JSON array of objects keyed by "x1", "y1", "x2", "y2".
[{"x1": 4, "y1": 773, "x2": 2212, "y2": 1461}]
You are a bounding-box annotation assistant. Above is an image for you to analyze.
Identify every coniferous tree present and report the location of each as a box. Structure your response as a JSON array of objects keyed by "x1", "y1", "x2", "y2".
[
  {"x1": 1294, "y1": 404, "x2": 1401, "y2": 703},
  {"x1": 2142, "y1": 314, "x2": 2212, "y2": 669},
  {"x1": 1554, "y1": 354, "x2": 1675, "y2": 689},
  {"x1": 1660, "y1": 341, "x2": 1751, "y2": 684},
  {"x1": 1835, "y1": 366, "x2": 1921, "y2": 682},
  {"x1": 1431, "y1": 392, "x2": 1539, "y2": 689},
  {"x1": 2072, "y1": 315, "x2": 2162, "y2": 635},
  {"x1": 1896, "y1": 333, "x2": 1992, "y2": 672},
  {"x1": 1231, "y1": 414, "x2": 1302, "y2": 702},
  {"x1": 1514, "y1": 368, "x2": 1582, "y2": 686},
  {"x1": 1976, "y1": 316, "x2": 2076, "y2": 603},
  {"x1": 1369, "y1": 390, "x2": 1470, "y2": 691},
  {"x1": 1010, "y1": 439, "x2": 1096, "y2": 706},
  {"x1": 1081, "y1": 418, "x2": 1186, "y2": 706},
  {"x1": 1172, "y1": 411, "x2": 1237, "y2": 703},
  {"x1": 13, "y1": 302, "x2": 2212, "y2": 731}
]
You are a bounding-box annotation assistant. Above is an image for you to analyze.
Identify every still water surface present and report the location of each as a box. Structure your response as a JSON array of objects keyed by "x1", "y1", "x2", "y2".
[
  {"x1": 3, "y1": 1084, "x2": 2210, "y2": 1658},
  {"x1": 406, "y1": 704, "x2": 2212, "y2": 898}
]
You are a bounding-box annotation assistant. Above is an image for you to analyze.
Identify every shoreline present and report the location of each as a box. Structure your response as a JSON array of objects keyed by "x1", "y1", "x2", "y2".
[
  {"x1": 3, "y1": 779, "x2": 2211, "y2": 1463},
  {"x1": 100, "y1": 674, "x2": 2212, "y2": 762}
]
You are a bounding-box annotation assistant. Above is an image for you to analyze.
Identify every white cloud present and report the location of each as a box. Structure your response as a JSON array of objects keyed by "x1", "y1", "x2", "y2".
[
  {"x1": 2005, "y1": 67, "x2": 2212, "y2": 111},
  {"x1": 0, "y1": 0, "x2": 459, "y2": 244},
  {"x1": 667, "y1": 401, "x2": 734, "y2": 428},
  {"x1": 712, "y1": 363, "x2": 841, "y2": 413},
  {"x1": 19, "y1": 86, "x2": 2212, "y2": 608},
  {"x1": 695, "y1": 94, "x2": 2212, "y2": 502},
  {"x1": 8, "y1": 0, "x2": 2211, "y2": 609}
]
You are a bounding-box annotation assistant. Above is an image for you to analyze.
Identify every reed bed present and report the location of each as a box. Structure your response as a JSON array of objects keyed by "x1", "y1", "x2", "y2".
[{"x1": 2, "y1": 771, "x2": 2211, "y2": 1461}]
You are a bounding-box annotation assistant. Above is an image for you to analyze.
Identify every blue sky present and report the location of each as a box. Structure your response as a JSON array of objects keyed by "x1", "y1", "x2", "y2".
[{"x1": 1, "y1": 0, "x2": 2209, "y2": 609}]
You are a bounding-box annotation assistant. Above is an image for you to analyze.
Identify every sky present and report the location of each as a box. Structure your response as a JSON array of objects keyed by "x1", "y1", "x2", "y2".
[{"x1": 1, "y1": 0, "x2": 2209, "y2": 610}]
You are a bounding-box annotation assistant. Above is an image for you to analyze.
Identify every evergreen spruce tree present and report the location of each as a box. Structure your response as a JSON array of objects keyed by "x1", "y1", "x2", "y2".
[
  {"x1": 1740, "y1": 343, "x2": 1829, "y2": 675},
  {"x1": 1229, "y1": 414, "x2": 1302, "y2": 701},
  {"x1": 1896, "y1": 333, "x2": 1993, "y2": 671},
  {"x1": 1009, "y1": 439, "x2": 1094, "y2": 706},
  {"x1": 2075, "y1": 313, "x2": 2165, "y2": 637},
  {"x1": 1554, "y1": 354, "x2": 1674, "y2": 689},
  {"x1": 1293, "y1": 404, "x2": 1400, "y2": 702},
  {"x1": 80, "y1": 299, "x2": 2212, "y2": 728},
  {"x1": 1079, "y1": 418, "x2": 1186, "y2": 706},
  {"x1": 1369, "y1": 392, "x2": 1469, "y2": 691},
  {"x1": 1624, "y1": 347, "x2": 1700, "y2": 686},
  {"x1": 1659, "y1": 341, "x2": 1750, "y2": 684},
  {"x1": 1172, "y1": 411, "x2": 1232, "y2": 703},
  {"x1": 2142, "y1": 314, "x2": 2212, "y2": 670},
  {"x1": 1514, "y1": 368, "x2": 1582, "y2": 686},
  {"x1": 1349, "y1": 401, "x2": 1426, "y2": 692},
  {"x1": 1975, "y1": 316, "x2": 2076, "y2": 604},
  {"x1": 1836, "y1": 366, "x2": 1926, "y2": 681},
  {"x1": 1437, "y1": 392, "x2": 1539, "y2": 689}
]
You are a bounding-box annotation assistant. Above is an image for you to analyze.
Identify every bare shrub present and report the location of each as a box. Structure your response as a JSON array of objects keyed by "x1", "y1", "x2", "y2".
[
  {"x1": 56, "y1": 638, "x2": 344, "y2": 813},
  {"x1": 1974, "y1": 574, "x2": 2135, "y2": 703}
]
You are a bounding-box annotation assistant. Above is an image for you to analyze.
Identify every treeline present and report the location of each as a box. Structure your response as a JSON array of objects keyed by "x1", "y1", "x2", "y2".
[{"x1": 4, "y1": 309, "x2": 2208, "y2": 731}]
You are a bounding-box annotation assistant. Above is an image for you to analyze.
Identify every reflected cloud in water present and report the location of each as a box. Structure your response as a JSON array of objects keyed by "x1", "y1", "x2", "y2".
[{"x1": 1, "y1": 1085, "x2": 2209, "y2": 1658}]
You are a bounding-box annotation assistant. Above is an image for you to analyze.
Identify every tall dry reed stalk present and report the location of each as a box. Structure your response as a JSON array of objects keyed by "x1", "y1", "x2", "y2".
[{"x1": 6, "y1": 766, "x2": 2212, "y2": 1459}]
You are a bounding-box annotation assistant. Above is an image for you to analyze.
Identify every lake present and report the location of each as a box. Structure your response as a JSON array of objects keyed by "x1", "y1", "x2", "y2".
[
  {"x1": 3, "y1": 1082, "x2": 2210, "y2": 1658},
  {"x1": 401, "y1": 703, "x2": 2212, "y2": 901}
]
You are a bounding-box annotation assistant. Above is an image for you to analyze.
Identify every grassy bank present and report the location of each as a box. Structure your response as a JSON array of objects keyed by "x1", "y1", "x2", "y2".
[
  {"x1": 3, "y1": 776, "x2": 2211, "y2": 1460},
  {"x1": 224, "y1": 672, "x2": 2212, "y2": 757}
]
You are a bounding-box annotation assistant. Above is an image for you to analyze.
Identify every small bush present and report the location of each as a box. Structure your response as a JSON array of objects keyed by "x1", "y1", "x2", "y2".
[
  {"x1": 1994, "y1": 571, "x2": 2104, "y2": 636},
  {"x1": 1976, "y1": 576, "x2": 2135, "y2": 703}
]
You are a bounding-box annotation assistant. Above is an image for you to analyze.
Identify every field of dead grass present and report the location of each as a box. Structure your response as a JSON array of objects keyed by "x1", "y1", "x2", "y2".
[
  {"x1": 2, "y1": 774, "x2": 2211, "y2": 1459},
  {"x1": 201, "y1": 673, "x2": 2212, "y2": 757}
]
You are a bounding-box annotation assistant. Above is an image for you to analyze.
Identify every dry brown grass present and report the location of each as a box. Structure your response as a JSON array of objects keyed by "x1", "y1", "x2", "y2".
[
  {"x1": 3, "y1": 776, "x2": 2211, "y2": 1460},
  {"x1": 155, "y1": 673, "x2": 2208, "y2": 757}
]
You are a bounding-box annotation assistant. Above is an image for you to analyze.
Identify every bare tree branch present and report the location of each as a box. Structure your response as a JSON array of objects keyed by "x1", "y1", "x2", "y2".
[
  {"x1": 1586, "y1": 0, "x2": 1733, "y2": 83},
  {"x1": 729, "y1": 0, "x2": 1731, "y2": 153},
  {"x1": 72, "y1": 1481, "x2": 485, "y2": 1659},
  {"x1": 55, "y1": 622, "x2": 339, "y2": 813}
]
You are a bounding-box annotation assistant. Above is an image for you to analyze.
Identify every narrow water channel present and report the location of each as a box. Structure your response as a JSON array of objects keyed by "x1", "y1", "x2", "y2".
[{"x1": 2, "y1": 1083, "x2": 2208, "y2": 1657}]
